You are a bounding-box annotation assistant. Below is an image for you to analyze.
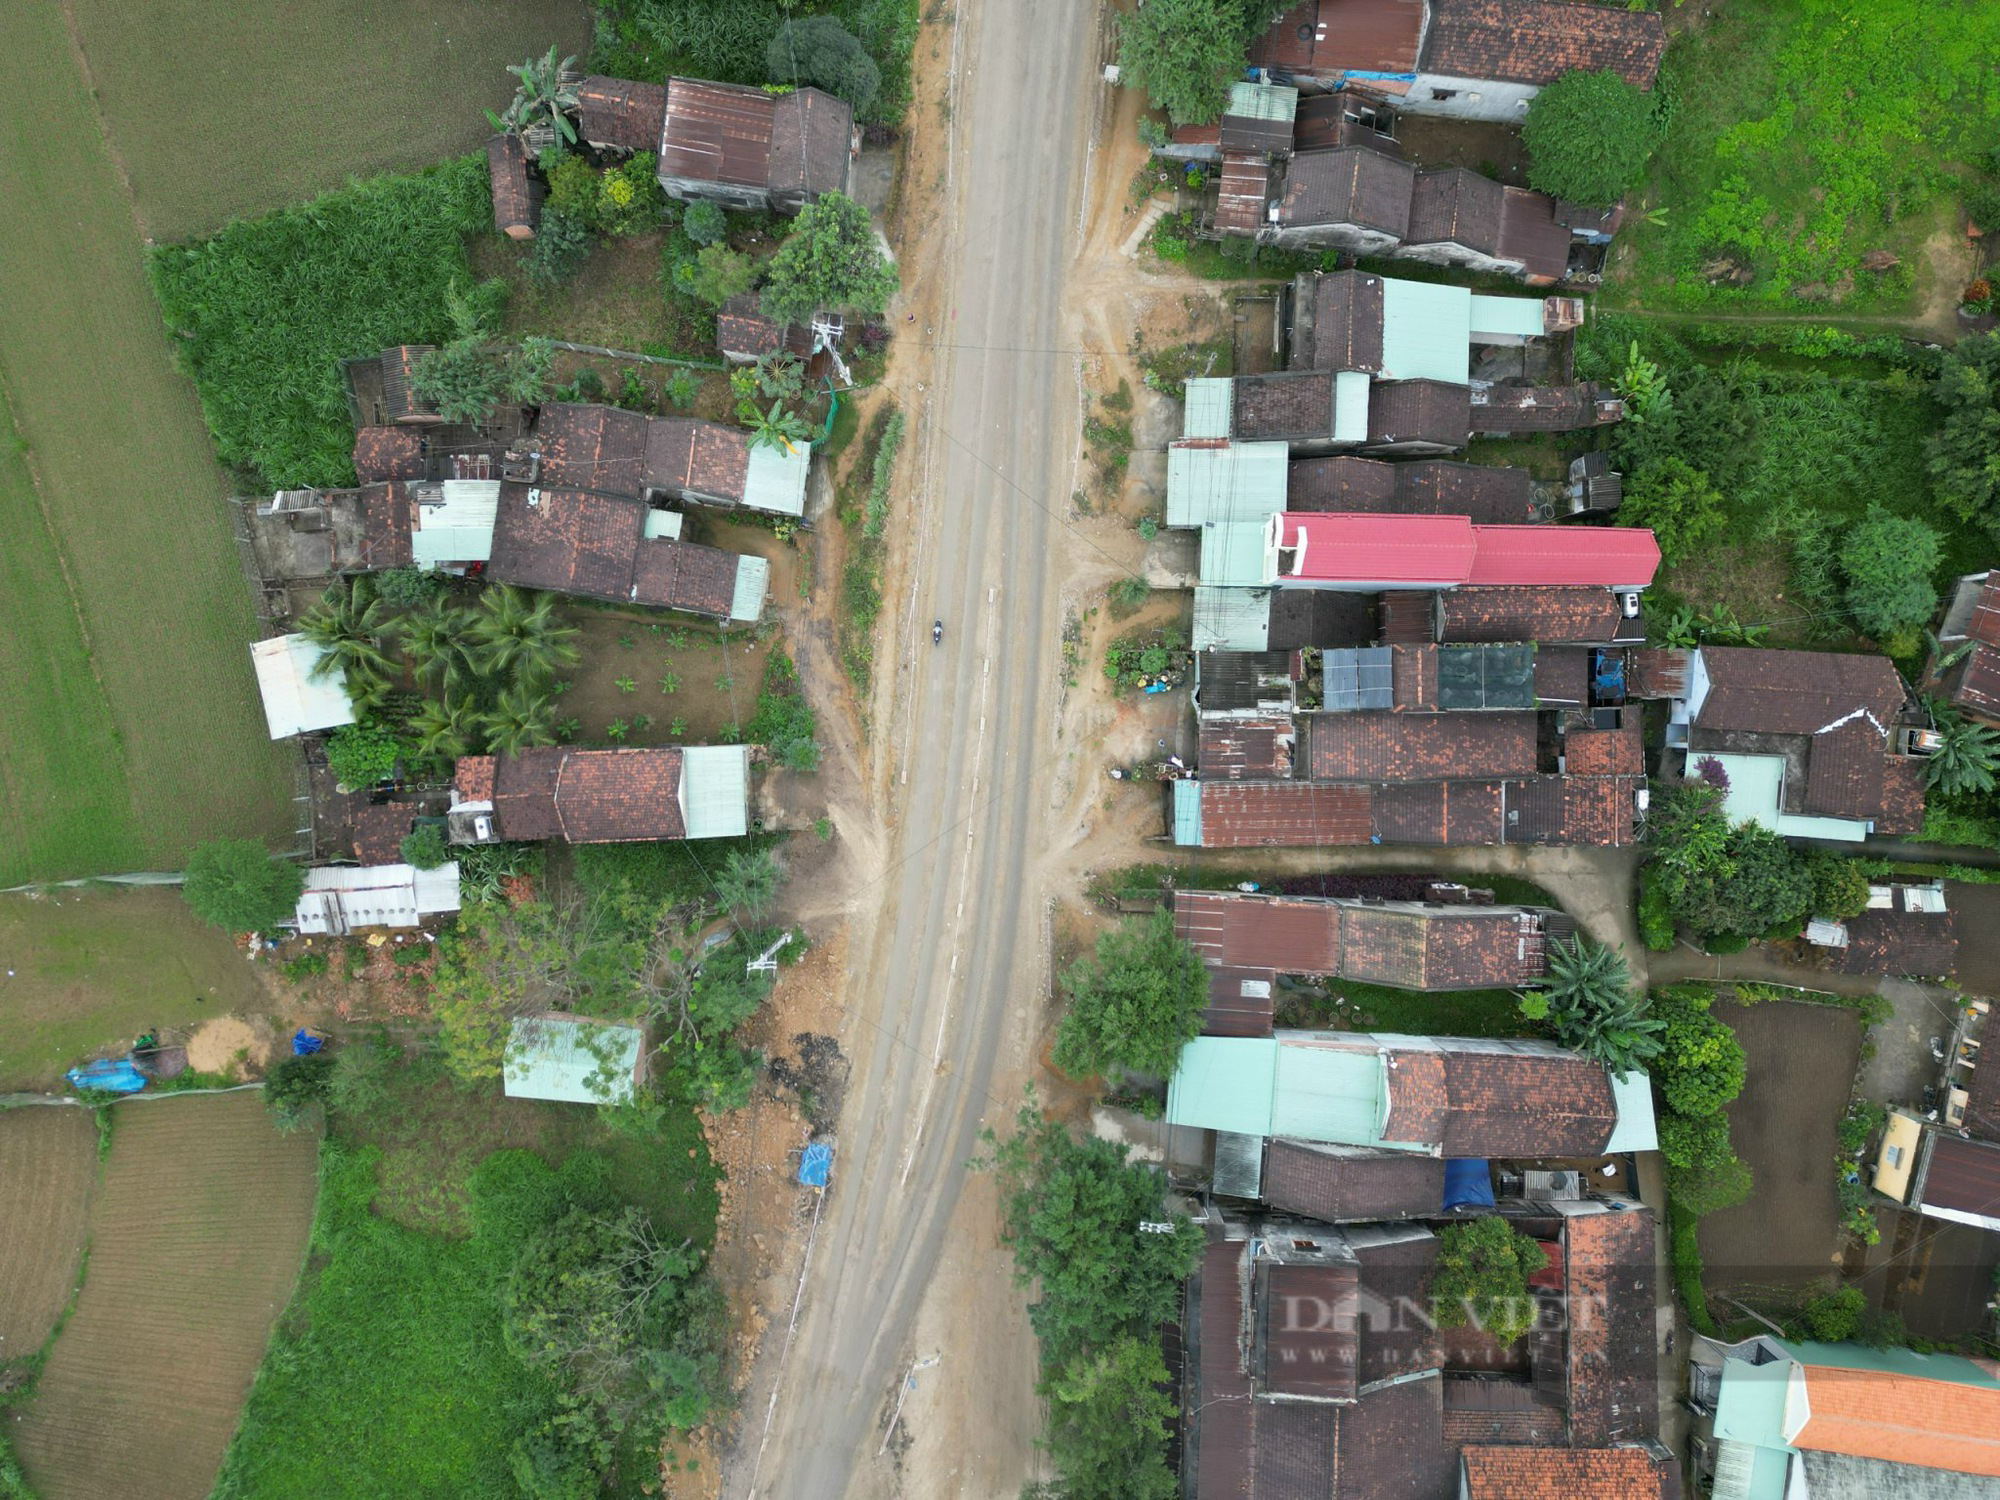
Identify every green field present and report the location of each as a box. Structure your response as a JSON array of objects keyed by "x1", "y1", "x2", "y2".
[
  {"x1": 65, "y1": 0, "x2": 593, "y2": 240},
  {"x1": 0, "y1": 3, "x2": 293, "y2": 883}
]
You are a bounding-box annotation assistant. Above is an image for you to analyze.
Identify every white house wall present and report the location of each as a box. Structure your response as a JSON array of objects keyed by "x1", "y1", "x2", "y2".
[{"x1": 1403, "y1": 74, "x2": 1540, "y2": 122}]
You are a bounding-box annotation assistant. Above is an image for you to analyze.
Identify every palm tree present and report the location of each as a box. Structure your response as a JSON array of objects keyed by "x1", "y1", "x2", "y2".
[
  {"x1": 469, "y1": 586, "x2": 580, "y2": 686},
  {"x1": 410, "y1": 695, "x2": 483, "y2": 762},
  {"x1": 746, "y1": 400, "x2": 813, "y2": 455},
  {"x1": 713, "y1": 846, "x2": 781, "y2": 922},
  {"x1": 297, "y1": 579, "x2": 396, "y2": 701},
  {"x1": 1520, "y1": 938, "x2": 1663, "y2": 1079},
  {"x1": 1925, "y1": 707, "x2": 2000, "y2": 798},
  {"x1": 481, "y1": 683, "x2": 559, "y2": 757},
  {"x1": 486, "y1": 46, "x2": 579, "y2": 144},
  {"x1": 399, "y1": 594, "x2": 482, "y2": 698}
]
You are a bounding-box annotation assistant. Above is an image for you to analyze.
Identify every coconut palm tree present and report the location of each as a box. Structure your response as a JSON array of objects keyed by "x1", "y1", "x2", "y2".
[
  {"x1": 1519, "y1": 938, "x2": 1663, "y2": 1079},
  {"x1": 399, "y1": 594, "x2": 482, "y2": 698},
  {"x1": 486, "y1": 46, "x2": 580, "y2": 144},
  {"x1": 1925, "y1": 707, "x2": 2000, "y2": 798},
  {"x1": 297, "y1": 579, "x2": 396, "y2": 701},
  {"x1": 469, "y1": 586, "x2": 580, "y2": 686},
  {"x1": 480, "y1": 683, "x2": 559, "y2": 757},
  {"x1": 409, "y1": 695, "x2": 483, "y2": 763}
]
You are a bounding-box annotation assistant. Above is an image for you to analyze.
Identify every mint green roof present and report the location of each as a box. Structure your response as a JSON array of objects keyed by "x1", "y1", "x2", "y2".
[
  {"x1": 504, "y1": 1016, "x2": 642, "y2": 1104},
  {"x1": 1605, "y1": 1070, "x2": 1659, "y2": 1152},
  {"x1": 1786, "y1": 1339, "x2": 2000, "y2": 1385},
  {"x1": 729, "y1": 555, "x2": 769, "y2": 623},
  {"x1": 1227, "y1": 81, "x2": 1298, "y2": 123},
  {"x1": 1714, "y1": 1353, "x2": 1796, "y2": 1450},
  {"x1": 1166, "y1": 441, "x2": 1287, "y2": 527},
  {"x1": 743, "y1": 441, "x2": 810, "y2": 516},
  {"x1": 681, "y1": 744, "x2": 750, "y2": 839},
  {"x1": 1334, "y1": 371, "x2": 1372, "y2": 443},
  {"x1": 1468, "y1": 293, "x2": 1547, "y2": 342},
  {"x1": 1272, "y1": 1042, "x2": 1391, "y2": 1144},
  {"x1": 1172, "y1": 779, "x2": 1203, "y2": 846},
  {"x1": 1167, "y1": 1036, "x2": 1278, "y2": 1134},
  {"x1": 1184, "y1": 378, "x2": 1234, "y2": 439},
  {"x1": 1200, "y1": 522, "x2": 1271, "y2": 587},
  {"x1": 1379, "y1": 278, "x2": 1471, "y2": 384},
  {"x1": 1192, "y1": 586, "x2": 1271, "y2": 650},
  {"x1": 1702, "y1": 753, "x2": 1871, "y2": 842}
]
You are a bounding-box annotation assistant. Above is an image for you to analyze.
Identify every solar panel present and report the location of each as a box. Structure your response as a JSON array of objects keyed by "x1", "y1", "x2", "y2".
[
  {"x1": 1437, "y1": 643, "x2": 1536, "y2": 710},
  {"x1": 1323, "y1": 646, "x2": 1393, "y2": 711}
]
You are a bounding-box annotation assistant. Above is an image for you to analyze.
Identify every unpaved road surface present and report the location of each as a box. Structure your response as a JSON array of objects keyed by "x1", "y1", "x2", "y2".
[{"x1": 727, "y1": 2, "x2": 1101, "y2": 1497}]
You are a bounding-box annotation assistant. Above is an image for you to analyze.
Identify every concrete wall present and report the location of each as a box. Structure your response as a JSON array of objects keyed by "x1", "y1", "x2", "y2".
[
  {"x1": 1403, "y1": 73, "x2": 1539, "y2": 122},
  {"x1": 1398, "y1": 239, "x2": 1529, "y2": 279},
  {"x1": 659, "y1": 173, "x2": 770, "y2": 212},
  {"x1": 1263, "y1": 220, "x2": 1402, "y2": 256}
]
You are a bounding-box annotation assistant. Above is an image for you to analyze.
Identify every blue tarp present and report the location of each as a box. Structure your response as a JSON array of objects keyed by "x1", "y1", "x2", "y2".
[
  {"x1": 798, "y1": 1142, "x2": 833, "y2": 1188},
  {"x1": 292, "y1": 1030, "x2": 324, "y2": 1056},
  {"x1": 1442, "y1": 1158, "x2": 1495, "y2": 1210},
  {"x1": 66, "y1": 1058, "x2": 148, "y2": 1094}
]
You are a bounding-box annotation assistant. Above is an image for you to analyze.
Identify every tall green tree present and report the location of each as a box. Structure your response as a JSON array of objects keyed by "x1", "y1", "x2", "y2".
[
  {"x1": 768, "y1": 16, "x2": 881, "y2": 118},
  {"x1": 470, "y1": 586, "x2": 581, "y2": 683},
  {"x1": 1052, "y1": 909, "x2": 1209, "y2": 1080},
  {"x1": 1041, "y1": 1337, "x2": 1180, "y2": 1500},
  {"x1": 1841, "y1": 507, "x2": 1941, "y2": 642},
  {"x1": 1520, "y1": 938, "x2": 1663, "y2": 1077},
  {"x1": 1928, "y1": 330, "x2": 2000, "y2": 538},
  {"x1": 759, "y1": 192, "x2": 898, "y2": 324},
  {"x1": 713, "y1": 846, "x2": 782, "y2": 921},
  {"x1": 1430, "y1": 1218, "x2": 1548, "y2": 1347},
  {"x1": 183, "y1": 838, "x2": 306, "y2": 932},
  {"x1": 481, "y1": 682, "x2": 559, "y2": 756},
  {"x1": 1925, "y1": 704, "x2": 2000, "y2": 797},
  {"x1": 1649, "y1": 986, "x2": 1747, "y2": 1117},
  {"x1": 297, "y1": 578, "x2": 397, "y2": 699},
  {"x1": 399, "y1": 594, "x2": 482, "y2": 697},
  {"x1": 413, "y1": 339, "x2": 504, "y2": 424},
  {"x1": 1521, "y1": 69, "x2": 1664, "y2": 206},
  {"x1": 1117, "y1": 0, "x2": 1253, "y2": 127}
]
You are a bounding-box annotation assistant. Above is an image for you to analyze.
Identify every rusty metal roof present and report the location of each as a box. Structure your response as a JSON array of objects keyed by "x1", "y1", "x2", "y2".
[{"x1": 661, "y1": 77, "x2": 775, "y2": 189}]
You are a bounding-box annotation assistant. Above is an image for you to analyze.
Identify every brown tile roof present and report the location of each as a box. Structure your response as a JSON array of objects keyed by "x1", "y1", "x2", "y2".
[
  {"x1": 488, "y1": 484, "x2": 646, "y2": 601},
  {"x1": 1351, "y1": 1233, "x2": 1443, "y2": 1384},
  {"x1": 1441, "y1": 1376, "x2": 1567, "y2": 1445},
  {"x1": 1535, "y1": 644, "x2": 1592, "y2": 705},
  {"x1": 1205, "y1": 965, "x2": 1279, "y2": 1037},
  {"x1": 630, "y1": 537, "x2": 742, "y2": 619},
  {"x1": 1192, "y1": 1237, "x2": 1255, "y2": 1499},
  {"x1": 1697, "y1": 648, "x2": 1909, "y2": 737},
  {"x1": 380, "y1": 345, "x2": 440, "y2": 424},
  {"x1": 1334, "y1": 1372, "x2": 1457, "y2": 1498},
  {"x1": 1257, "y1": 1259, "x2": 1360, "y2": 1398},
  {"x1": 1461, "y1": 1446, "x2": 1670, "y2": 1500},
  {"x1": 660, "y1": 77, "x2": 774, "y2": 189},
  {"x1": 1373, "y1": 779, "x2": 1505, "y2": 844},
  {"x1": 1834, "y1": 903, "x2": 1958, "y2": 978},
  {"x1": 1435, "y1": 1045, "x2": 1619, "y2": 1156},
  {"x1": 1368, "y1": 379, "x2": 1472, "y2": 450},
  {"x1": 348, "y1": 801, "x2": 415, "y2": 864},
  {"x1": 1421, "y1": 0, "x2": 1667, "y2": 89},
  {"x1": 358, "y1": 482, "x2": 414, "y2": 568},
  {"x1": 1439, "y1": 587, "x2": 1629, "y2": 644},
  {"x1": 1176, "y1": 889, "x2": 1342, "y2": 972},
  {"x1": 1470, "y1": 383, "x2": 1622, "y2": 434},
  {"x1": 1407, "y1": 168, "x2": 1504, "y2": 253},
  {"x1": 1497, "y1": 186, "x2": 1574, "y2": 282},
  {"x1": 766, "y1": 86, "x2": 854, "y2": 200},
  {"x1": 1802, "y1": 713, "x2": 1903, "y2": 821},
  {"x1": 1279, "y1": 148, "x2": 1415, "y2": 233},
  {"x1": 1380, "y1": 590, "x2": 1437, "y2": 645},
  {"x1": 1565, "y1": 724, "x2": 1643, "y2": 778},
  {"x1": 715, "y1": 294, "x2": 813, "y2": 360},
  {"x1": 1946, "y1": 644, "x2": 2000, "y2": 723},
  {"x1": 1551, "y1": 775, "x2": 1641, "y2": 847},
  {"x1": 1260, "y1": 1140, "x2": 1446, "y2": 1222},
  {"x1": 353, "y1": 426, "x2": 424, "y2": 484},
  {"x1": 576, "y1": 75, "x2": 668, "y2": 153},
  {"x1": 1382, "y1": 1044, "x2": 1448, "y2": 1144},
  {"x1": 1304, "y1": 271, "x2": 1386, "y2": 372},
  {"x1": 1966, "y1": 1043, "x2": 2000, "y2": 1141},
  {"x1": 492, "y1": 746, "x2": 686, "y2": 843},
  {"x1": 1217, "y1": 150, "x2": 1273, "y2": 236},
  {"x1": 1563, "y1": 1207, "x2": 1659, "y2": 1446},
  {"x1": 1287, "y1": 457, "x2": 1534, "y2": 521},
  {"x1": 455, "y1": 755, "x2": 496, "y2": 804},
  {"x1": 533, "y1": 403, "x2": 651, "y2": 494},
  {"x1": 1200, "y1": 715, "x2": 1298, "y2": 780},
  {"x1": 1341, "y1": 904, "x2": 1550, "y2": 988},
  {"x1": 1793, "y1": 1358, "x2": 2000, "y2": 1476},
  {"x1": 1235, "y1": 370, "x2": 1334, "y2": 443},
  {"x1": 1305, "y1": 710, "x2": 1539, "y2": 781},
  {"x1": 644, "y1": 418, "x2": 752, "y2": 502},
  {"x1": 1196, "y1": 781, "x2": 1375, "y2": 847},
  {"x1": 1393, "y1": 642, "x2": 1439, "y2": 709},
  {"x1": 487, "y1": 133, "x2": 535, "y2": 234}
]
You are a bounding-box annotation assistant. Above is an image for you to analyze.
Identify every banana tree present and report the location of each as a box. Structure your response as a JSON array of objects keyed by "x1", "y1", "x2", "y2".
[
  {"x1": 487, "y1": 46, "x2": 579, "y2": 144},
  {"x1": 746, "y1": 399, "x2": 813, "y2": 455}
]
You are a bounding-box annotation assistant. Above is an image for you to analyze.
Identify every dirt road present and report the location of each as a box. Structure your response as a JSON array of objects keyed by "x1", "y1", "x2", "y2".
[{"x1": 726, "y1": 3, "x2": 1103, "y2": 1496}]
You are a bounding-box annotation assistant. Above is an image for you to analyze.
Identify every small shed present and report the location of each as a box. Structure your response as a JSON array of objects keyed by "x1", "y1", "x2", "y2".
[
  {"x1": 293, "y1": 862, "x2": 461, "y2": 935},
  {"x1": 504, "y1": 1014, "x2": 647, "y2": 1105},
  {"x1": 252, "y1": 633, "x2": 356, "y2": 740},
  {"x1": 487, "y1": 134, "x2": 538, "y2": 240}
]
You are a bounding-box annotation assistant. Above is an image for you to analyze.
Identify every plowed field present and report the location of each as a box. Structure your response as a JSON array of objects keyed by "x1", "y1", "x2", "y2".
[
  {"x1": 11, "y1": 1092, "x2": 317, "y2": 1500},
  {"x1": 0, "y1": 1108, "x2": 96, "y2": 1354}
]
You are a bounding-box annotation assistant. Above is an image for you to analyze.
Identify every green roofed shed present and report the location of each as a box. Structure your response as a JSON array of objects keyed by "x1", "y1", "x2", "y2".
[
  {"x1": 504, "y1": 1014, "x2": 646, "y2": 1104},
  {"x1": 1166, "y1": 441, "x2": 1288, "y2": 528}
]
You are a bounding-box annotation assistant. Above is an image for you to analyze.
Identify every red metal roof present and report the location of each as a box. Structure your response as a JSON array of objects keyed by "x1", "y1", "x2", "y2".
[
  {"x1": 1281, "y1": 513, "x2": 1478, "y2": 584},
  {"x1": 1467, "y1": 525, "x2": 1659, "y2": 588}
]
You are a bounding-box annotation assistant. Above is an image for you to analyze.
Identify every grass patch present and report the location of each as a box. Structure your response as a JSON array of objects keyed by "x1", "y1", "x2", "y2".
[
  {"x1": 1667, "y1": 1199, "x2": 1720, "y2": 1336},
  {"x1": 1921, "y1": 804, "x2": 2000, "y2": 849},
  {"x1": 837, "y1": 406, "x2": 898, "y2": 690},
  {"x1": 569, "y1": 832, "x2": 785, "y2": 924},
  {"x1": 1611, "y1": 0, "x2": 2000, "y2": 311},
  {"x1": 1285, "y1": 980, "x2": 1528, "y2": 1038},
  {"x1": 149, "y1": 156, "x2": 492, "y2": 489}
]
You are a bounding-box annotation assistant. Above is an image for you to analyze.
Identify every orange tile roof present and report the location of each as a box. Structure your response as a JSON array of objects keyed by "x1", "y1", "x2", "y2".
[
  {"x1": 1460, "y1": 1444, "x2": 1667, "y2": 1499},
  {"x1": 1794, "y1": 1364, "x2": 2000, "y2": 1475}
]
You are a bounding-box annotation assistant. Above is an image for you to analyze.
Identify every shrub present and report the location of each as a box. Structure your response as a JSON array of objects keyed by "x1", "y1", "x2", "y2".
[
  {"x1": 184, "y1": 839, "x2": 306, "y2": 932},
  {"x1": 1792, "y1": 1285, "x2": 1866, "y2": 1342},
  {"x1": 374, "y1": 567, "x2": 446, "y2": 607},
  {"x1": 526, "y1": 207, "x2": 594, "y2": 288},
  {"x1": 1053, "y1": 910, "x2": 1209, "y2": 1081},
  {"x1": 1806, "y1": 852, "x2": 1873, "y2": 921},
  {"x1": 1666, "y1": 1201, "x2": 1720, "y2": 1335},
  {"x1": 769, "y1": 16, "x2": 881, "y2": 118},
  {"x1": 1841, "y1": 507, "x2": 1941, "y2": 639},
  {"x1": 1667, "y1": 1154, "x2": 1755, "y2": 1216},
  {"x1": 400, "y1": 824, "x2": 450, "y2": 870},
  {"x1": 1637, "y1": 869, "x2": 1677, "y2": 951},
  {"x1": 1522, "y1": 69, "x2": 1664, "y2": 207},
  {"x1": 148, "y1": 157, "x2": 489, "y2": 488},
  {"x1": 1659, "y1": 1108, "x2": 1736, "y2": 1172},
  {"x1": 1430, "y1": 1218, "x2": 1548, "y2": 1347},
  {"x1": 680, "y1": 242, "x2": 757, "y2": 307},
  {"x1": 1931, "y1": 330, "x2": 2000, "y2": 539},
  {"x1": 760, "y1": 192, "x2": 898, "y2": 324},
  {"x1": 544, "y1": 152, "x2": 601, "y2": 227},
  {"x1": 1621, "y1": 457, "x2": 1726, "y2": 568},
  {"x1": 746, "y1": 651, "x2": 821, "y2": 771},
  {"x1": 281, "y1": 951, "x2": 330, "y2": 983},
  {"x1": 264, "y1": 1053, "x2": 336, "y2": 1132},
  {"x1": 682, "y1": 199, "x2": 728, "y2": 247},
  {"x1": 597, "y1": 154, "x2": 668, "y2": 237},
  {"x1": 414, "y1": 339, "x2": 504, "y2": 424},
  {"x1": 326, "y1": 722, "x2": 403, "y2": 788},
  {"x1": 1651, "y1": 986, "x2": 1747, "y2": 1117}
]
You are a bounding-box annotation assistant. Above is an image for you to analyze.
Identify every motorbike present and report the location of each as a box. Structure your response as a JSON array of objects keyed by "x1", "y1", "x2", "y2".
[{"x1": 932, "y1": 619, "x2": 944, "y2": 645}]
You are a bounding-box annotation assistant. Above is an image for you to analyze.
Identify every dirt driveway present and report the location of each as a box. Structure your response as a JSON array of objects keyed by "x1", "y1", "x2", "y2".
[{"x1": 1697, "y1": 999, "x2": 1862, "y2": 1292}]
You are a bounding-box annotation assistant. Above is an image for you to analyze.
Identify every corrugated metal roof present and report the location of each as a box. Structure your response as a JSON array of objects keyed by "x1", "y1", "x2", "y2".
[
  {"x1": 1172, "y1": 777, "x2": 1204, "y2": 844},
  {"x1": 1380, "y1": 278, "x2": 1472, "y2": 383},
  {"x1": 252, "y1": 633, "x2": 356, "y2": 740},
  {"x1": 1273, "y1": 1038, "x2": 1393, "y2": 1144},
  {"x1": 1183, "y1": 377, "x2": 1234, "y2": 438},
  {"x1": 660, "y1": 78, "x2": 774, "y2": 189},
  {"x1": 1166, "y1": 1035, "x2": 1279, "y2": 1134},
  {"x1": 1165, "y1": 440, "x2": 1288, "y2": 527},
  {"x1": 1201, "y1": 520, "x2": 1274, "y2": 587},
  {"x1": 1465, "y1": 525, "x2": 1659, "y2": 588},
  {"x1": 729, "y1": 554, "x2": 769, "y2": 623},
  {"x1": 1324, "y1": 646, "x2": 1395, "y2": 710},
  {"x1": 504, "y1": 1015, "x2": 642, "y2": 1105},
  {"x1": 1192, "y1": 586, "x2": 1272, "y2": 650},
  {"x1": 680, "y1": 744, "x2": 750, "y2": 839},
  {"x1": 1212, "y1": 1129, "x2": 1267, "y2": 1196},
  {"x1": 409, "y1": 479, "x2": 500, "y2": 566},
  {"x1": 742, "y1": 441, "x2": 810, "y2": 516},
  {"x1": 1436, "y1": 642, "x2": 1537, "y2": 709},
  {"x1": 1282, "y1": 513, "x2": 1478, "y2": 585},
  {"x1": 1605, "y1": 1071, "x2": 1658, "y2": 1152},
  {"x1": 1468, "y1": 292, "x2": 1548, "y2": 341},
  {"x1": 294, "y1": 862, "x2": 458, "y2": 934},
  {"x1": 1227, "y1": 80, "x2": 1298, "y2": 122},
  {"x1": 1334, "y1": 369, "x2": 1373, "y2": 443}
]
